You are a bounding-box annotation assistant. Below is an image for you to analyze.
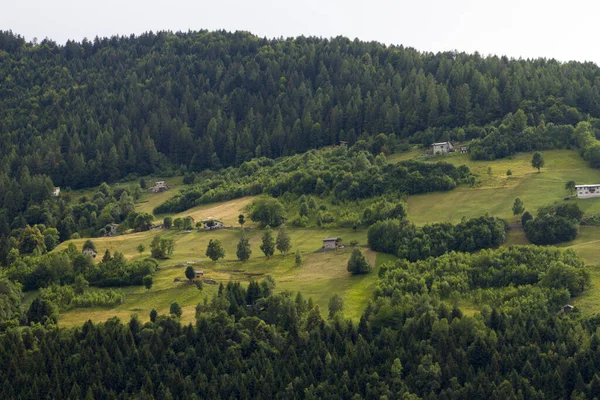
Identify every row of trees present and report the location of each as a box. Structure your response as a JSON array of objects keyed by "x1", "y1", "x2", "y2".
[{"x1": 206, "y1": 225, "x2": 292, "y2": 262}]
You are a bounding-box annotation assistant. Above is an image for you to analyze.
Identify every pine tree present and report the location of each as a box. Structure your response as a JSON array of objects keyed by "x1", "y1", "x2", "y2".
[
  {"x1": 260, "y1": 226, "x2": 275, "y2": 258},
  {"x1": 276, "y1": 225, "x2": 291, "y2": 255},
  {"x1": 236, "y1": 232, "x2": 252, "y2": 262}
]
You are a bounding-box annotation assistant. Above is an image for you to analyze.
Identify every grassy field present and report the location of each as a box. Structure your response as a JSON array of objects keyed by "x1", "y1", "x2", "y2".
[
  {"x1": 406, "y1": 149, "x2": 600, "y2": 225},
  {"x1": 52, "y1": 148, "x2": 600, "y2": 325},
  {"x1": 55, "y1": 220, "x2": 379, "y2": 325}
]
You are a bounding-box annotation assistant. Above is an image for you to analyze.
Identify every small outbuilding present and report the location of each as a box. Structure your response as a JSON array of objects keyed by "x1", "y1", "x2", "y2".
[
  {"x1": 459, "y1": 145, "x2": 468, "y2": 153},
  {"x1": 195, "y1": 270, "x2": 204, "y2": 279},
  {"x1": 52, "y1": 187, "x2": 61, "y2": 197},
  {"x1": 83, "y1": 248, "x2": 97, "y2": 258},
  {"x1": 204, "y1": 219, "x2": 224, "y2": 230},
  {"x1": 431, "y1": 141, "x2": 454, "y2": 154},
  {"x1": 149, "y1": 181, "x2": 169, "y2": 193},
  {"x1": 561, "y1": 304, "x2": 575, "y2": 314},
  {"x1": 322, "y1": 237, "x2": 341, "y2": 251}
]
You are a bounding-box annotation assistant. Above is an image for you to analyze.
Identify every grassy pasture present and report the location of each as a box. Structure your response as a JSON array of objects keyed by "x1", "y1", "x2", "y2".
[{"x1": 52, "y1": 148, "x2": 600, "y2": 325}]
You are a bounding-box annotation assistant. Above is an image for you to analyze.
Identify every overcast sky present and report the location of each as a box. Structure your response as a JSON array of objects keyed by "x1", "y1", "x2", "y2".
[{"x1": 2, "y1": 0, "x2": 599, "y2": 64}]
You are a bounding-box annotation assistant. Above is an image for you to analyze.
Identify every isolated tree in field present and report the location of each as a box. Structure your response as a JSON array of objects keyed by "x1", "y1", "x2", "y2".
[
  {"x1": 566, "y1": 180, "x2": 576, "y2": 196},
  {"x1": 512, "y1": 198, "x2": 525, "y2": 219},
  {"x1": 260, "y1": 225, "x2": 275, "y2": 258},
  {"x1": 347, "y1": 248, "x2": 372, "y2": 275},
  {"x1": 276, "y1": 225, "x2": 291, "y2": 255},
  {"x1": 139, "y1": 178, "x2": 147, "y2": 189},
  {"x1": 183, "y1": 216, "x2": 194, "y2": 230},
  {"x1": 185, "y1": 266, "x2": 195, "y2": 282},
  {"x1": 295, "y1": 250, "x2": 303, "y2": 266},
  {"x1": 328, "y1": 294, "x2": 344, "y2": 319},
  {"x1": 532, "y1": 152, "x2": 545, "y2": 173},
  {"x1": 163, "y1": 216, "x2": 172, "y2": 229},
  {"x1": 206, "y1": 239, "x2": 225, "y2": 262},
  {"x1": 236, "y1": 233, "x2": 252, "y2": 262},
  {"x1": 238, "y1": 214, "x2": 245, "y2": 227},
  {"x1": 137, "y1": 244, "x2": 145, "y2": 255},
  {"x1": 506, "y1": 169, "x2": 512, "y2": 176},
  {"x1": 142, "y1": 275, "x2": 153, "y2": 291},
  {"x1": 173, "y1": 217, "x2": 183, "y2": 230},
  {"x1": 149, "y1": 308, "x2": 157, "y2": 322},
  {"x1": 169, "y1": 302, "x2": 182, "y2": 318}
]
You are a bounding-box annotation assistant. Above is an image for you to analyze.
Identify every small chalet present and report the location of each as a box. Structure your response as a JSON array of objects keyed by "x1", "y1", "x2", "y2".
[
  {"x1": 195, "y1": 270, "x2": 204, "y2": 279},
  {"x1": 432, "y1": 141, "x2": 454, "y2": 154},
  {"x1": 459, "y1": 145, "x2": 468, "y2": 153},
  {"x1": 52, "y1": 187, "x2": 61, "y2": 197},
  {"x1": 83, "y1": 248, "x2": 97, "y2": 258},
  {"x1": 576, "y1": 184, "x2": 600, "y2": 199},
  {"x1": 149, "y1": 181, "x2": 169, "y2": 193},
  {"x1": 322, "y1": 237, "x2": 341, "y2": 251},
  {"x1": 105, "y1": 223, "x2": 119, "y2": 236},
  {"x1": 338, "y1": 141, "x2": 348, "y2": 147},
  {"x1": 561, "y1": 304, "x2": 575, "y2": 314},
  {"x1": 204, "y1": 219, "x2": 224, "y2": 230}
]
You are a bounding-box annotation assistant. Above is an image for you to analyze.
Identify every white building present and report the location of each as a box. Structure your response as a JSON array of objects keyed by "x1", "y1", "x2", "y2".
[
  {"x1": 432, "y1": 141, "x2": 454, "y2": 154},
  {"x1": 83, "y1": 248, "x2": 97, "y2": 258},
  {"x1": 52, "y1": 187, "x2": 61, "y2": 197},
  {"x1": 576, "y1": 184, "x2": 600, "y2": 198}
]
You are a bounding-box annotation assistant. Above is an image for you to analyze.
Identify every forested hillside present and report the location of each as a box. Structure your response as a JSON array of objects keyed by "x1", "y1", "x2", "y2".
[{"x1": 2, "y1": 29, "x2": 600, "y2": 191}]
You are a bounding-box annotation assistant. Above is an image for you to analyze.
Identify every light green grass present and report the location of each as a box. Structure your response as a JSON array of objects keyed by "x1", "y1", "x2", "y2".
[
  {"x1": 56, "y1": 224, "x2": 375, "y2": 326},
  {"x1": 407, "y1": 150, "x2": 600, "y2": 225}
]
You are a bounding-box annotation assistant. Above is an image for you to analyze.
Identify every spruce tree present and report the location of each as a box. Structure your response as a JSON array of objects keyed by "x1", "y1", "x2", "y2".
[{"x1": 260, "y1": 226, "x2": 275, "y2": 258}]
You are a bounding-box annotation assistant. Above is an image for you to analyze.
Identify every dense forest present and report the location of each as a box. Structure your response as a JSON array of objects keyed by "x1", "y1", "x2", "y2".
[{"x1": 2, "y1": 28, "x2": 600, "y2": 191}]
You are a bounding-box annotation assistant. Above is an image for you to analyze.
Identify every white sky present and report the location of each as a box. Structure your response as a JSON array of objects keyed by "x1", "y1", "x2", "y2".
[{"x1": 2, "y1": 0, "x2": 599, "y2": 65}]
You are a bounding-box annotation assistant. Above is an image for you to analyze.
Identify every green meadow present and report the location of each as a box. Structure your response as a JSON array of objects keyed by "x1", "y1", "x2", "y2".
[{"x1": 53, "y1": 147, "x2": 600, "y2": 325}]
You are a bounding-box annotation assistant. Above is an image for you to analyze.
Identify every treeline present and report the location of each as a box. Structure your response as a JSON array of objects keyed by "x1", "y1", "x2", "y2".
[
  {"x1": 155, "y1": 145, "x2": 472, "y2": 214},
  {"x1": 0, "y1": 246, "x2": 599, "y2": 399},
  {"x1": 368, "y1": 215, "x2": 507, "y2": 261},
  {"x1": 4, "y1": 245, "x2": 158, "y2": 290},
  {"x1": 3, "y1": 29, "x2": 600, "y2": 193}
]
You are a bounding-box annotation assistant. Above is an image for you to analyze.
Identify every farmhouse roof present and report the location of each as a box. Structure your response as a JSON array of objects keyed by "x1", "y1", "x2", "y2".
[
  {"x1": 195, "y1": 270, "x2": 204, "y2": 274},
  {"x1": 322, "y1": 237, "x2": 340, "y2": 242},
  {"x1": 432, "y1": 141, "x2": 452, "y2": 146},
  {"x1": 575, "y1": 184, "x2": 600, "y2": 188}
]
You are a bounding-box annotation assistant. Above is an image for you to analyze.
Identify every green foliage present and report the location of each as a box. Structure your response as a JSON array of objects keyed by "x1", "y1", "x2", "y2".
[
  {"x1": 82, "y1": 239, "x2": 96, "y2": 252},
  {"x1": 26, "y1": 297, "x2": 58, "y2": 325},
  {"x1": 506, "y1": 169, "x2": 512, "y2": 176},
  {"x1": 149, "y1": 308, "x2": 157, "y2": 322},
  {"x1": 347, "y1": 248, "x2": 372, "y2": 275},
  {"x1": 521, "y1": 211, "x2": 534, "y2": 226},
  {"x1": 150, "y1": 235, "x2": 174, "y2": 259},
  {"x1": 169, "y1": 302, "x2": 182, "y2": 318},
  {"x1": 328, "y1": 294, "x2": 344, "y2": 319},
  {"x1": 142, "y1": 275, "x2": 153, "y2": 291},
  {"x1": 565, "y1": 180, "x2": 576, "y2": 196},
  {"x1": 295, "y1": 250, "x2": 303, "y2": 266},
  {"x1": 185, "y1": 266, "x2": 195, "y2": 281},
  {"x1": 368, "y1": 216, "x2": 507, "y2": 261},
  {"x1": 260, "y1": 226, "x2": 275, "y2": 258},
  {"x1": 0, "y1": 275, "x2": 23, "y2": 329},
  {"x1": 248, "y1": 198, "x2": 285, "y2": 227},
  {"x1": 136, "y1": 244, "x2": 145, "y2": 255},
  {"x1": 183, "y1": 216, "x2": 194, "y2": 231},
  {"x1": 524, "y1": 202, "x2": 584, "y2": 245},
  {"x1": 238, "y1": 214, "x2": 245, "y2": 226},
  {"x1": 163, "y1": 216, "x2": 173, "y2": 229},
  {"x1": 155, "y1": 148, "x2": 471, "y2": 215},
  {"x1": 275, "y1": 225, "x2": 291, "y2": 255},
  {"x1": 512, "y1": 198, "x2": 524, "y2": 216},
  {"x1": 236, "y1": 234, "x2": 251, "y2": 262},
  {"x1": 532, "y1": 151, "x2": 545, "y2": 172},
  {"x1": 206, "y1": 239, "x2": 225, "y2": 262}
]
